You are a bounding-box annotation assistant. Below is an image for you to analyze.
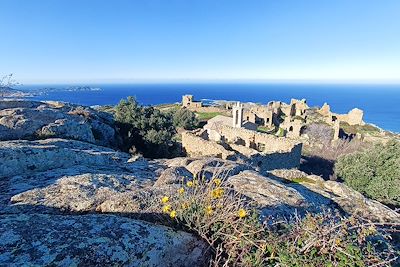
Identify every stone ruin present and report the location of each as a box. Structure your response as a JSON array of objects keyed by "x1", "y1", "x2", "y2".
[
  {"x1": 181, "y1": 95, "x2": 366, "y2": 144},
  {"x1": 181, "y1": 95, "x2": 203, "y2": 109},
  {"x1": 318, "y1": 103, "x2": 364, "y2": 126},
  {"x1": 181, "y1": 105, "x2": 303, "y2": 173}
]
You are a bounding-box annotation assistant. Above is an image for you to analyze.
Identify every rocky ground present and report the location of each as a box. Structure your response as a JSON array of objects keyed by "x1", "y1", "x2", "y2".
[{"x1": 1, "y1": 100, "x2": 399, "y2": 266}]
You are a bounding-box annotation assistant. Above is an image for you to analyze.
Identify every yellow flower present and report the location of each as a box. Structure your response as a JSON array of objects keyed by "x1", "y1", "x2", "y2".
[
  {"x1": 238, "y1": 209, "x2": 247, "y2": 218},
  {"x1": 211, "y1": 188, "x2": 224, "y2": 199},
  {"x1": 213, "y1": 178, "x2": 222, "y2": 186},
  {"x1": 162, "y1": 204, "x2": 171, "y2": 213},
  {"x1": 335, "y1": 238, "x2": 341, "y2": 246},
  {"x1": 178, "y1": 187, "x2": 185, "y2": 195},
  {"x1": 181, "y1": 202, "x2": 189, "y2": 210},
  {"x1": 186, "y1": 181, "x2": 193, "y2": 187},
  {"x1": 170, "y1": 210, "x2": 177, "y2": 219},
  {"x1": 161, "y1": 196, "x2": 169, "y2": 203},
  {"x1": 205, "y1": 205, "x2": 213, "y2": 215}
]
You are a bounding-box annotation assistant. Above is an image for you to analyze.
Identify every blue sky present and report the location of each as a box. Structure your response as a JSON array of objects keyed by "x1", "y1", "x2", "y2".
[{"x1": 1, "y1": 0, "x2": 399, "y2": 83}]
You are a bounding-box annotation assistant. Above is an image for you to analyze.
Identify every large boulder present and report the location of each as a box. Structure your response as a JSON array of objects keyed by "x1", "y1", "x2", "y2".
[
  {"x1": 0, "y1": 100, "x2": 117, "y2": 147},
  {"x1": 0, "y1": 213, "x2": 209, "y2": 266},
  {"x1": 154, "y1": 166, "x2": 193, "y2": 186},
  {"x1": 0, "y1": 138, "x2": 131, "y2": 178},
  {"x1": 0, "y1": 139, "x2": 158, "y2": 215},
  {"x1": 185, "y1": 157, "x2": 252, "y2": 180},
  {"x1": 268, "y1": 169, "x2": 400, "y2": 223},
  {"x1": 227, "y1": 170, "x2": 333, "y2": 218}
]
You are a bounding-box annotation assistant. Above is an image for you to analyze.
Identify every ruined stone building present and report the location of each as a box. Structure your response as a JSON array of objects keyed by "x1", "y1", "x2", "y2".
[
  {"x1": 182, "y1": 95, "x2": 202, "y2": 109},
  {"x1": 242, "y1": 104, "x2": 274, "y2": 128},
  {"x1": 182, "y1": 102, "x2": 303, "y2": 173},
  {"x1": 318, "y1": 103, "x2": 364, "y2": 126}
]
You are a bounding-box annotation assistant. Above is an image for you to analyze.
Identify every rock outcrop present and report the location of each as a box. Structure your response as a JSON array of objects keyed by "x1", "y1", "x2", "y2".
[
  {"x1": 1, "y1": 100, "x2": 399, "y2": 265},
  {"x1": 0, "y1": 213, "x2": 208, "y2": 266},
  {"x1": 0, "y1": 100, "x2": 118, "y2": 147}
]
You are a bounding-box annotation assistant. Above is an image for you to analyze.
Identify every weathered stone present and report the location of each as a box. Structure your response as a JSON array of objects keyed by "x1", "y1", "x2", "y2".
[
  {"x1": 0, "y1": 100, "x2": 117, "y2": 147},
  {"x1": 154, "y1": 166, "x2": 193, "y2": 186},
  {"x1": 321, "y1": 181, "x2": 400, "y2": 222},
  {"x1": 0, "y1": 213, "x2": 209, "y2": 266},
  {"x1": 39, "y1": 118, "x2": 96, "y2": 143},
  {"x1": 164, "y1": 157, "x2": 197, "y2": 168},
  {"x1": 227, "y1": 170, "x2": 333, "y2": 218},
  {"x1": 9, "y1": 172, "x2": 143, "y2": 213},
  {"x1": 185, "y1": 157, "x2": 251, "y2": 179},
  {"x1": 0, "y1": 138, "x2": 131, "y2": 178}
]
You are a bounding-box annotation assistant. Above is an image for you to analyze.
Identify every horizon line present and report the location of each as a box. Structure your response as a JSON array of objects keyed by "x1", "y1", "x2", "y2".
[{"x1": 17, "y1": 78, "x2": 400, "y2": 86}]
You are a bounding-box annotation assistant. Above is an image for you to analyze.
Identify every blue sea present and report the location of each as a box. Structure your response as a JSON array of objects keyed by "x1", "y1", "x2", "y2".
[{"x1": 18, "y1": 83, "x2": 400, "y2": 133}]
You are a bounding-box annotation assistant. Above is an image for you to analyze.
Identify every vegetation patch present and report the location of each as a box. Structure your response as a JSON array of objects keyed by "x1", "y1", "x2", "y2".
[
  {"x1": 156, "y1": 176, "x2": 398, "y2": 266},
  {"x1": 196, "y1": 111, "x2": 224, "y2": 121},
  {"x1": 340, "y1": 121, "x2": 380, "y2": 135},
  {"x1": 291, "y1": 176, "x2": 316, "y2": 184},
  {"x1": 257, "y1": 126, "x2": 274, "y2": 133},
  {"x1": 115, "y1": 96, "x2": 178, "y2": 158},
  {"x1": 335, "y1": 139, "x2": 400, "y2": 206}
]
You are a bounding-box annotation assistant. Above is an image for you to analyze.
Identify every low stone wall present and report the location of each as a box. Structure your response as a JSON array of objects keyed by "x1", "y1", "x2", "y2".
[
  {"x1": 218, "y1": 125, "x2": 301, "y2": 153},
  {"x1": 230, "y1": 143, "x2": 302, "y2": 173},
  {"x1": 181, "y1": 132, "x2": 235, "y2": 160}
]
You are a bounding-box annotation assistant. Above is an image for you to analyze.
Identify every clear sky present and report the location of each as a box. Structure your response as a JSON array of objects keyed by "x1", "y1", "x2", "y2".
[{"x1": 1, "y1": 0, "x2": 399, "y2": 83}]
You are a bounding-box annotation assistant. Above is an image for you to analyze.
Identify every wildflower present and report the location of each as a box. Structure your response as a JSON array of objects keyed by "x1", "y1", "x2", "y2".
[
  {"x1": 238, "y1": 208, "x2": 247, "y2": 218},
  {"x1": 170, "y1": 210, "x2": 177, "y2": 219},
  {"x1": 162, "y1": 204, "x2": 171, "y2": 213},
  {"x1": 161, "y1": 196, "x2": 169, "y2": 203},
  {"x1": 335, "y1": 238, "x2": 341, "y2": 246},
  {"x1": 213, "y1": 178, "x2": 222, "y2": 186},
  {"x1": 205, "y1": 205, "x2": 213, "y2": 215},
  {"x1": 181, "y1": 202, "x2": 189, "y2": 210},
  {"x1": 211, "y1": 188, "x2": 224, "y2": 199},
  {"x1": 186, "y1": 181, "x2": 193, "y2": 187},
  {"x1": 178, "y1": 187, "x2": 185, "y2": 194}
]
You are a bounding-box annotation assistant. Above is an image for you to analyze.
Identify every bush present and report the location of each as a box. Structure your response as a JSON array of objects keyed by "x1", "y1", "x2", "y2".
[
  {"x1": 172, "y1": 108, "x2": 199, "y2": 130},
  {"x1": 335, "y1": 140, "x2": 400, "y2": 206},
  {"x1": 114, "y1": 96, "x2": 176, "y2": 158},
  {"x1": 157, "y1": 175, "x2": 398, "y2": 266}
]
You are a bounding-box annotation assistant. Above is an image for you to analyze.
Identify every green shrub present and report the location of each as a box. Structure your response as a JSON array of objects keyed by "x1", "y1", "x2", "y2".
[
  {"x1": 335, "y1": 140, "x2": 400, "y2": 206},
  {"x1": 172, "y1": 108, "x2": 199, "y2": 130},
  {"x1": 114, "y1": 96, "x2": 176, "y2": 158}
]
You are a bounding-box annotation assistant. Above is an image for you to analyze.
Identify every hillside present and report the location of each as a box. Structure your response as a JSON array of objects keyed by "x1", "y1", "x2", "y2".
[{"x1": 0, "y1": 100, "x2": 399, "y2": 266}]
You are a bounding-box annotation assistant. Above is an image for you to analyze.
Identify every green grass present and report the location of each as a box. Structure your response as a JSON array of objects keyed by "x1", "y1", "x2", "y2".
[
  {"x1": 257, "y1": 126, "x2": 275, "y2": 133},
  {"x1": 196, "y1": 112, "x2": 223, "y2": 121},
  {"x1": 340, "y1": 122, "x2": 380, "y2": 135},
  {"x1": 291, "y1": 177, "x2": 316, "y2": 184}
]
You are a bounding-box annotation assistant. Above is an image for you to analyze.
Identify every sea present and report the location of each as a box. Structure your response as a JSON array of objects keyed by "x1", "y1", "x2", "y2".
[{"x1": 17, "y1": 83, "x2": 400, "y2": 133}]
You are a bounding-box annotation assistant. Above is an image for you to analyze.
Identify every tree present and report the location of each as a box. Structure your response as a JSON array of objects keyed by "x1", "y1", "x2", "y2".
[
  {"x1": 335, "y1": 140, "x2": 400, "y2": 206},
  {"x1": 172, "y1": 108, "x2": 199, "y2": 130},
  {"x1": 0, "y1": 73, "x2": 18, "y2": 88},
  {"x1": 114, "y1": 96, "x2": 176, "y2": 158},
  {"x1": 0, "y1": 74, "x2": 19, "y2": 97}
]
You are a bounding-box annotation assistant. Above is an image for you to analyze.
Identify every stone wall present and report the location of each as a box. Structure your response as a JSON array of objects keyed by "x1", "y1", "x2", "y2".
[
  {"x1": 181, "y1": 132, "x2": 235, "y2": 160},
  {"x1": 336, "y1": 108, "x2": 364, "y2": 126},
  {"x1": 238, "y1": 144, "x2": 302, "y2": 173},
  {"x1": 216, "y1": 125, "x2": 301, "y2": 153},
  {"x1": 182, "y1": 124, "x2": 303, "y2": 172},
  {"x1": 182, "y1": 95, "x2": 202, "y2": 109}
]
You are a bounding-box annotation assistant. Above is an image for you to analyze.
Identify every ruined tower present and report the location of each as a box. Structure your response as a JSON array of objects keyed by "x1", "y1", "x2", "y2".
[{"x1": 232, "y1": 102, "x2": 243, "y2": 128}]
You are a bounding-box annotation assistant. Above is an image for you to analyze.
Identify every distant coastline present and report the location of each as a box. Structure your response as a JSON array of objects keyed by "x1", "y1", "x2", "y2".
[{"x1": 11, "y1": 83, "x2": 400, "y2": 133}]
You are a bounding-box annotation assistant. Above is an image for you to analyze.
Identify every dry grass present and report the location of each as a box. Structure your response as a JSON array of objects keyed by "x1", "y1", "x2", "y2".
[{"x1": 150, "y1": 172, "x2": 399, "y2": 266}]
